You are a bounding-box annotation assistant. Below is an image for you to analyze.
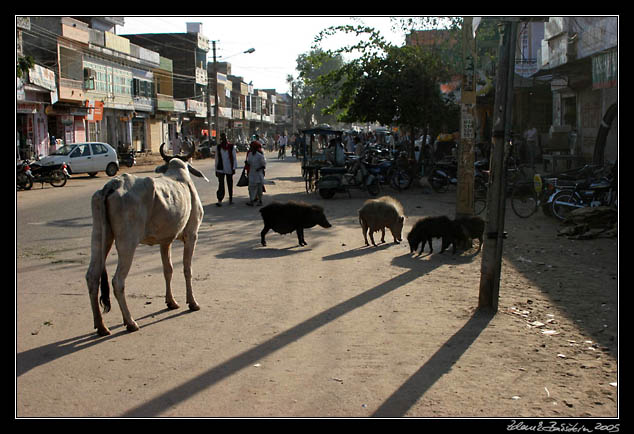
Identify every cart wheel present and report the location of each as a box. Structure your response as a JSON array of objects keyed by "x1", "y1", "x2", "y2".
[{"x1": 319, "y1": 188, "x2": 336, "y2": 199}]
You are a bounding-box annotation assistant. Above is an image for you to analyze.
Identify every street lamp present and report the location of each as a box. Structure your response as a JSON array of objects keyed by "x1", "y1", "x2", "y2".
[{"x1": 209, "y1": 43, "x2": 255, "y2": 141}]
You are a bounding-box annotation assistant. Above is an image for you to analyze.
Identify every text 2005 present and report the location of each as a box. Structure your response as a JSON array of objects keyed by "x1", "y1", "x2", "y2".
[{"x1": 595, "y1": 423, "x2": 619, "y2": 433}]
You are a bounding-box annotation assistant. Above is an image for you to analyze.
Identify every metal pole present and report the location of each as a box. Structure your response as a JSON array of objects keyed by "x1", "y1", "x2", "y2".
[{"x1": 478, "y1": 19, "x2": 518, "y2": 312}]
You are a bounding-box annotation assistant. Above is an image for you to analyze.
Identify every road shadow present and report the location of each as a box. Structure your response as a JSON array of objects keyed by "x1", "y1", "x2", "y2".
[
  {"x1": 371, "y1": 309, "x2": 494, "y2": 417},
  {"x1": 16, "y1": 308, "x2": 193, "y2": 378},
  {"x1": 214, "y1": 239, "x2": 314, "y2": 259},
  {"x1": 321, "y1": 242, "x2": 393, "y2": 261},
  {"x1": 119, "y1": 252, "x2": 443, "y2": 417}
]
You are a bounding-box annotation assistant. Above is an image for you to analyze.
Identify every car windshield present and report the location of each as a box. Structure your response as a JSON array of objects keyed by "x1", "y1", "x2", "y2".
[{"x1": 50, "y1": 145, "x2": 76, "y2": 156}]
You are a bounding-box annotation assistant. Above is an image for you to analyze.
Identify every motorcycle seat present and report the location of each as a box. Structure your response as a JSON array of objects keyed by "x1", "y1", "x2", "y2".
[{"x1": 320, "y1": 167, "x2": 347, "y2": 175}]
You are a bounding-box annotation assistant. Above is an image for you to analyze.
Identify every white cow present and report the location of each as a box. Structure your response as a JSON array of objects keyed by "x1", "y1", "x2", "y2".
[{"x1": 85, "y1": 145, "x2": 208, "y2": 336}]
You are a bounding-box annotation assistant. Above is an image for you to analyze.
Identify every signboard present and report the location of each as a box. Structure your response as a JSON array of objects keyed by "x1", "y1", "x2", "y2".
[
  {"x1": 85, "y1": 100, "x2": 104, "y2": 122},
  {"x1": 461, "y1": 106, "x2": 475, "y2": 140},
  {"x1": 592, "y1": 49, "x2": 617, "y2": 89},
  {"x1": 461, "y1": 18, "x2": 477, "y2": 105},
  {"x1": 29, "y1": 64, "x2": 56, "y2": 91}
]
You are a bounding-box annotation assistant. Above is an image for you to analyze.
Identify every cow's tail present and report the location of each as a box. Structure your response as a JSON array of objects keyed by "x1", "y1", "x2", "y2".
[{"x1": 87, "y1": 184, "x2": 115, "y2": 313}]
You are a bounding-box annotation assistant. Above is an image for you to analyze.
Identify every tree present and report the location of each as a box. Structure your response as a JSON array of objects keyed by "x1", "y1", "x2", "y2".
[
  {"x1": 293, "y1": 49, "x2": 345, "y2": 128},
  {"x1": 344, "y1": 45, "x2": 455, "y2": 139},
  {"x1": 17, "y1": 55, "x2": 34, "y2": 79},
  {"x1": 308, "y1": 26, "x2": 459, "y2": 159}
]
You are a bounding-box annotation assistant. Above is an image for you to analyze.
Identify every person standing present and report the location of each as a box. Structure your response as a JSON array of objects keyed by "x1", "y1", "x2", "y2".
[
  {"x1": 246, "y1": 138, "x2": 266, "y2": 206},
  {"x1": 215, "y1": 133, "x2": 238, "y2": 207},
  {"x1": 172, "y1": 132, "x2": 182, "y2": 155}
]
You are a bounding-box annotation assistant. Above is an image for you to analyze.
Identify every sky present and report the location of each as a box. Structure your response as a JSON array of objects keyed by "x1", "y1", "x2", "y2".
[{"x1": 117, "y1": 16, "x2": 409, "y2": 95}]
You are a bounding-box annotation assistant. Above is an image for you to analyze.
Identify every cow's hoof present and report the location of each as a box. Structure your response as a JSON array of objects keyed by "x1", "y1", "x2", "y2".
[
  {"x1": 166, "y1": 300, "x2": 180, "y2": 310},
  {"x1": 126, "y1": 322, "x2": 140, "y2": 332},
  {"x1": 188, "y1": 303, "x2": 201, "y2": 312},
  {"x1": 96, "y1": 326, "x2": 111, "y2": 336}
]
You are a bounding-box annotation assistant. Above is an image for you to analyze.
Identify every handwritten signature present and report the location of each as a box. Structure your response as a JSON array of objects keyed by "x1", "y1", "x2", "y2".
[{"x1": 507, "y1": 420, "x2": 619, "y2": 433}]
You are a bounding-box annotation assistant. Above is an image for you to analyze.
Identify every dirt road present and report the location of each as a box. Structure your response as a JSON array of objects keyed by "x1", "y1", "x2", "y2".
[{"x1": 16, "y1": 153, "x2": 618, "y2": 419}]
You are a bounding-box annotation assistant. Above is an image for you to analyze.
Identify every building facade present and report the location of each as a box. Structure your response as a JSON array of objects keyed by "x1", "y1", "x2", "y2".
[{"x1": 17, "y1": 17, "x2": 287, "y2": 158}]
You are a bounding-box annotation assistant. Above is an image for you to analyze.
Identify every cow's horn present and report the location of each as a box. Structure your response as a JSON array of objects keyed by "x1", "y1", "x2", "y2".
[{"x1": 159, "y1": 143, "x2": 173, "y2": 162}]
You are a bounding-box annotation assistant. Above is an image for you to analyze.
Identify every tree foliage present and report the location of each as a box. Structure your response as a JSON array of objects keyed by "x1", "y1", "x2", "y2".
[
  {"x1": 305, "y1": 23, "x2": 459, "y2": 145},
  {"x1": 292, "y1": 49, "x2": 345, "y2": 128}
]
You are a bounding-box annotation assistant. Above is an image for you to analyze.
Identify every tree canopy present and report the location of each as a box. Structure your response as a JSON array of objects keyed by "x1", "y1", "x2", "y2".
[{"x1": 303, "y1": 23, "x2": 460, "y2": 145}]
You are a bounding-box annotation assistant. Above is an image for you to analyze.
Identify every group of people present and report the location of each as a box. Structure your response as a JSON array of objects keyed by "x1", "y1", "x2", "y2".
[{"x1": 214, "y1": 133, "x2": 266, "y2": 207}]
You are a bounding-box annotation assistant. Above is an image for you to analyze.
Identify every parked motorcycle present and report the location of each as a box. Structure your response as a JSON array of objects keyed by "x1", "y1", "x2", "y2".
[
  {"x1": 541, "y1": 164, "x2": 604, "y2": 217},
  {"x1": 317, "y1": 156, "x2": 381, "y2": 199},
  {"x1": 16, "y1": 160, "x2": 33, "y2": 190},
  {"x1": 550, "y1": 163, "x2": 617, "y2": 221},
  {"x1": 428, "y1": 157, "x2": 458, "y2": 192},
  {"x1": 118, "y1": 150, "x2": 136, "y2": 168},
  {"x1": 18, "y1": 160, "x2": 69, "y2": 189}
]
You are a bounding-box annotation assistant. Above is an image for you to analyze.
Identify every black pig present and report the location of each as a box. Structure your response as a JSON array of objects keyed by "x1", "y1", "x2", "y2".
[
  {"x1": 453, "y1": 215, "x2": 485, "y2": 251},
  {"x1": 407, "y1": 215, "x2": 466, "y2": 255},
  {"x1": 259, "y1": 201, "x2": 332, "y2": 246}
]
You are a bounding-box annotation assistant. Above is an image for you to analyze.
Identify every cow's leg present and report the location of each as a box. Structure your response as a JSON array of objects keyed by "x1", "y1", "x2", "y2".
[
  {"x1": 86, "y1": 228, "x2": 113, "y2": 336},
  {"x1": 380, "y1": 228, "x2": 386, "y2": 243},
  {"x1": 160, "y1": 243, "x2": 179, "y2": 310},
  {"x1": 182, "y1": 234, "x2": 200, "y2": 311},
  {"x1": 87, "y1": 269, "x2": 111, "y2": 336},
  {"x1": 112, "y1": 242, "x2": 139, "y2": 332}
]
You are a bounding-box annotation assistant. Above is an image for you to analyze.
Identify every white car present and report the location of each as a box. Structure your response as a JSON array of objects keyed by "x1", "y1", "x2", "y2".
[{"x1": 40, "y1": 142, "x2": 119, "y2": 177}]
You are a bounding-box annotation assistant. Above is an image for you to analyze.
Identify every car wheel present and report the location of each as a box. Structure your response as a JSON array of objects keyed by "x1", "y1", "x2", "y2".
[{"x1": 106, "y1": 163, "x2": 119, "y2": 177}]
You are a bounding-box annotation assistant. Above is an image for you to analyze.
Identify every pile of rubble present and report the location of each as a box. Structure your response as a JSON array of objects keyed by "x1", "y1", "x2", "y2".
[{"x1": 557, "y1": 206, "x2": 617, "y2": 239}]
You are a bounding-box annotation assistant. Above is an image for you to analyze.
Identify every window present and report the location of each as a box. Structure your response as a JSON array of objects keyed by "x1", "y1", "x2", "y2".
[
  {"x1": 70, "y1": 144, "x2": 91, "y2": 158},
  {"x1": 91, "y1": 143, "x2": 108, "y2": 155},
  {"x1": 83, "y1": 60, "x2": 108, "y2": 93},
  {"x1": 84, "y1": 68, "x2": 95, "y2": 90},
  {"x1": 133, "y1": 78, "x2": 154, "y2": 98},
  {"x1": 113, "y1": 69, "x2": 132, "y2": 96}
]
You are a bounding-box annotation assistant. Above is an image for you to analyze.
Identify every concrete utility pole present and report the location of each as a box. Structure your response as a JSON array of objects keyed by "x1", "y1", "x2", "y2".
[
  {"x1": 212, "y1": 40, "x2": 219, "y2": 141},
  {"x1": 478, "y1": 18, "x2": 518, "y2": 312},
  {"x1": 456, "y1": 16, "x2": 477, "y2": 218}
]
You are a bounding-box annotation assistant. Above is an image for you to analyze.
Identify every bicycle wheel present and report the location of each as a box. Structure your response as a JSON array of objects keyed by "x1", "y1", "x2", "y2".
[
  {"x1": 305, "y1": 171, "x2": 314, "y2": 193},
  {"x1": 510, "y1": 181, "x2": 537, "y2": 218}
]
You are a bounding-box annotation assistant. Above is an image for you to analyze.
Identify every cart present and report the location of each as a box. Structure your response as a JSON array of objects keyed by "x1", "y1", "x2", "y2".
[{"x1": 300, "y1": 126, "x2": 343, "y2": 194}]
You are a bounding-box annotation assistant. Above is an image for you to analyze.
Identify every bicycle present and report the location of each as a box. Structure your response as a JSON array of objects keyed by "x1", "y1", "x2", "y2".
[{"x1": 474, "y1": 160, "x2": 540, "y2": 218}]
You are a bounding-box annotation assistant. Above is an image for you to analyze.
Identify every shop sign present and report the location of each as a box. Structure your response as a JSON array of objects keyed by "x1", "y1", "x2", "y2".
[
  {"x1": 17, "y1": 102, "x2": 38, "y2": 114},
  {"x1": 592, "y1": 49, "x2": 617, "y2": 89},
  {"x1": 85, "y1": 99, "x2": 104, "y2": 122},
  {"x1": 29, "y1": 64, "x2": 56, "y2": 91}
]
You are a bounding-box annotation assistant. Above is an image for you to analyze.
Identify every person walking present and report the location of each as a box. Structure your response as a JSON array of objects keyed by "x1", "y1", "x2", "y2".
[
  {"x1": 245, "y1": 138, "x2": 266, "y2": 206},
  {"x1": 278, "y1": 132, "x2": 287, "y2": 159},
  {"x1": 215, "y1": 133, "x2": 238, "y2": 207}
]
